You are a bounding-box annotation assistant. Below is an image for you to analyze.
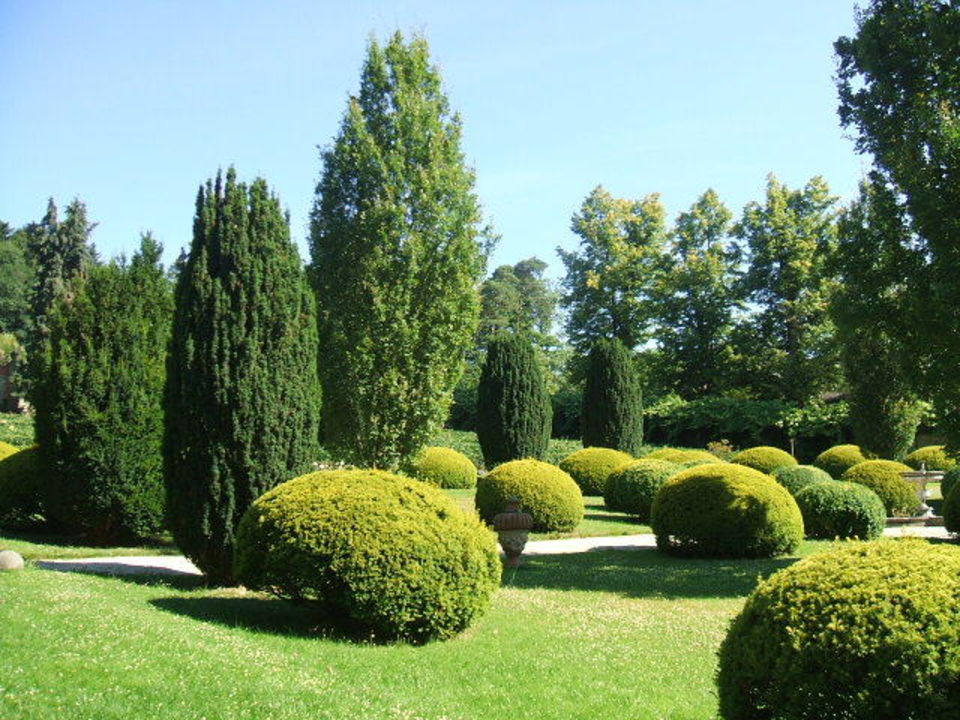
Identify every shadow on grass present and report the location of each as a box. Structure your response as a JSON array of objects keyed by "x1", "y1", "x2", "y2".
[
  {"x1": 506, "y1": 547, "x2": 799, "y2": 599},
  {"x1": 149, "y1": 595, "x2": 332, "y2": 639},
  {"x1": 3, "y1": 528, "x2": 176, "y2": 551}
]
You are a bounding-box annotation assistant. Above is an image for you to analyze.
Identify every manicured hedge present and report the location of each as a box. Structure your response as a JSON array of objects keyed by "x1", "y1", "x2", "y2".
[
  {"x1": 771, "y1": 464, "x2": 833, "y2": 496},
  {"x1": 731, "y1": 446, "x2": 797, "y2": 474},
  {"x1": 558, "y1": 447, "x2": 633, "y2": 495},
  {"x1": 904, "y1": 445, "x2": 957, "y2": 472},
  {"x1": 405, "y1": 446, "x2": 477, "y2": 489},
  {"x1": 814, "y1": 444, "x2": 867, "y2": 479},
  {"x1": 842, "y1": 459, "x2": 917, "y2": 516},
  {"x1": 0, "y1": 446, "x2": 43, "y2": 530},
  {"x1": 794, "y1": 481, "x2": 886, "y2": 540},
  {"x1": 644, "y1": 447, "x2": 723, "y2": 465},
  {"x1": 475, "y1": 459, "x2": 584, "y2": 533},
  {"x1": 603, "y1": 458, "x2": 681, "y2": 521}
]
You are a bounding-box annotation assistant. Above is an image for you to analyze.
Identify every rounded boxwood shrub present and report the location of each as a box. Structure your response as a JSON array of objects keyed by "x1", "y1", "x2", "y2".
[
  {"x1": 944, "y1": 483, "x2": 960, "y2": 534},
  {"x1": 814, "y1": 444, "x2": 867, "y2": 479},
  {"x1": 650, "y1": 463, "x2": 803, "y2": 557},
  {"x1": 0, "y1": 447, "x2": 43, "y2": 530},
  {"x1": 771, "y1": 464, "x2": 833, "y2": 496},
  {"x1": 942, "y1": 466, "x2": 960, "y2": 504},
  {"x1": 794, "y1": 481, "x2": 886, "y2": 540},
  {"x1": 717, "y1": 540, "x2": 960, "y2": 719},
  {"x1": 404, "y1": 446, "x2": 477, "y2": 489},
  {"x1": 842, "y1": 459, "x2": 917, "y2": 516},
  {"x1": 731, "y1": 446, "x2": 797, "y2": 474},
  {"x1": 603, "y1": 458, "x2": 681, "y2": 521},
  {"x1": 904, "y1": 445, "x2": 957, "y2": 472},
  {"x1": 558, "y1": 447, "x2": 633, "y2": 495},
  {"x1": 476, "y1": 459, "x2": 583, "y2": 532},
  {"x1": 235, "y1": 469, "x2": 500, "y2": 644},
  {"x1": 644, "y1": 448, "x2": 724, "y2": 465}
]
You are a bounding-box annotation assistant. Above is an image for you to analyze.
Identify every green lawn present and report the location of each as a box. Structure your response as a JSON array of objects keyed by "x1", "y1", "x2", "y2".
[
  {"x1": 0, "y1": 541, "x2": 834, "y2": 720},
  {"x1": 0, "y1": 531, "x2": 178, "y2": 560},
  {"x1": 0, "y1": 412, "x2": 34, "y2": 447}
]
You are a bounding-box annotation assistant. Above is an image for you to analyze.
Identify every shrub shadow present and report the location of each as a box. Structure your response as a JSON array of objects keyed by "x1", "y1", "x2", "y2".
[{"x1": 149, "y1": 595, "x2": 336, "y2": 639}]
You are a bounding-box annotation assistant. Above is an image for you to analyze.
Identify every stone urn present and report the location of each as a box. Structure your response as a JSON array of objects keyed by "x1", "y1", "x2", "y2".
[{"x1": 493, "y1": 497, "x2": 534, "y2": 567}]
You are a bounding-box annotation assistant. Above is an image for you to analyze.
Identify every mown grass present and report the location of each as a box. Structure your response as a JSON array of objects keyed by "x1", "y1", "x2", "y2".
[
  {"x1": 0, "y1": 531, "x2": 178, "y2": 560},
  {"x1": 0, "y1": 540, "x2": 834, "y2": 720},
  {"x1": 0, "y1": 412, "x2": 34, "y2": 447}
]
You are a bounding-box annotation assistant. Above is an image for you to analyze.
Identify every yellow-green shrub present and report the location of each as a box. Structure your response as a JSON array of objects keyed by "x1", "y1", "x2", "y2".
[
  {"x1": 771, "y1": 464, "x2": 833, "y2": 496},
  {"x1": 476, "y1": 459, "x2": 583, "y2": 532},
  {"x1": 794, "y1": 481, "x2": 886, "y2": 540},
  {"x1": 0, "y1": 446, "x2": 43, "y2": 530},
  {"x1": 731, "y1": 446, "x2": 797, "y2": 474},
  {"x1": 814, "y1": 444, "x2": 867, "y2": 479},
  {"x1": 904, "y1": 445, "x2": 957, "y2": 472},
  {"x1": 404, "y1": 446, "x2": 477, "y2": 488},
  {"x1": 842, "y1": 459, "x2": 917, "y2": 516},
  {"x1": 235, "y1": 469, "x2": 500, "y2": 644},
  {"x1": 644, "y1": 447, "x2": 724, "y2": 465},
  {"x1": 603, "y1": 458, "x2": 682, "y2": 521},
  {"x1": 558, "y1": 447, "x2": 633, "y2": 495}
]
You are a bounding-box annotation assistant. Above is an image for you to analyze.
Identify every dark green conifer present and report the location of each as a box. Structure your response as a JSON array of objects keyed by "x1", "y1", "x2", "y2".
[
  {"x1": 476, "y1": 333, "x2": 551, "y2": 468},
  {"x1": 582, "y1": 339, "x2": 643, "y2": 454},
  {"x1": 164, "y1": 169, "x2": 321, "y2": 584}
]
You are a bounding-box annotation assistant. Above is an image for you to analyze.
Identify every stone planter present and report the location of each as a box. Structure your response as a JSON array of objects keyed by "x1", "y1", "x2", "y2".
[{"x1": 493, "y1": 497, "x2": 533, "y2": 567}]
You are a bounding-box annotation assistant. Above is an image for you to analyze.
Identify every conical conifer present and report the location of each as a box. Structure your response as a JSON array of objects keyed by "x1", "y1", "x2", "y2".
[{"x1": 582, "y1": 339, "x2": 643, "y2": 454}]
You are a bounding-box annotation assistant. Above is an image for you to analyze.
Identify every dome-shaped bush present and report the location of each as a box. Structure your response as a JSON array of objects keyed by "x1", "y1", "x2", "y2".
[
  {"x1": 603, "y1": 459, "x2": 682, "y2": 520},
  {"x1": 650, "y1": 463, "x2": 803, "y2": 557},
  {"x1": 717, "y1": 540, "x2": 960, "y2": 719},
  {"x1": 814, "y1": 444, "x2": 867, "y2": 479},
  {"x1": 644, "y1": 448, "x2": 724, "y2": 465},
  {"x1": 771, "y1": 464, "x2": 833, "y2": 496},
  {"x1": 404, "y1": 446, "x2": 477, "y2": 489},
  {"x1": 842, "y1": 459, "x2": 917, "y2": 516},
  {"x1": 794, "y1": 481, "x2": 886, "y2": 540},
  {"x1": 942, "y1": 466, "x2": 960, "y2": 504},
  {"x1": 0, "y1": 441, "x2": 19, "y2": 461},
  {"x1": 904, "y1": 445, "x2": 957, "y2": 472},
  {"x1": 558, "y1": 447, "x2": 633, "y2": 495},
  {"x1": 0, "y1": 447, "x2": 43, "y2": 530},
  {"x1": 731, "y1": 446, "x2": 797, "y2": 474},
  {"x1": 476, "y1": 459, "x2": 583, "y2": 532},
  {"x1": 235, "y1": 469, "x2": 500, "y2": 644},
  {"x1": 943, "y1": 483, "x2": 960, "y2": 534}
]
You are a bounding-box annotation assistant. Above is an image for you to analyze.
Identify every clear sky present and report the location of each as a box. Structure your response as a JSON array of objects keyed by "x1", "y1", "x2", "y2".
[{"x1": 1, "y1": 1, "x2": 866, "y2": 278}]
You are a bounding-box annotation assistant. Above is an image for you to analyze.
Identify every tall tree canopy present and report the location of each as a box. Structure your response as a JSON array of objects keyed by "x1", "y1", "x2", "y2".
[
  {"x1": 0, "y1": 221, "x2": 35, "y2": 340},
  {"x1": 309, "y1": 32, "x2": 488, "y2": 469},
  {"x1": 478, "y1": 257, "x2": 557, "y2": 348}
]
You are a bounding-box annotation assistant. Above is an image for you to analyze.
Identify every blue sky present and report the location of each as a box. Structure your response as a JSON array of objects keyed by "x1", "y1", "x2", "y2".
[{"x1": 1, "y1": 1, "x2": 866, "y2": 278}]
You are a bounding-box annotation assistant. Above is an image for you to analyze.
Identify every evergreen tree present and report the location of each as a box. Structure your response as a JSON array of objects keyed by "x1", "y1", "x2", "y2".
[
  {"x1": 582, "y1": 338, "x2": 643, "y2": 454},
  {"x1": 309, "y1": 32, "x2": 488, "y2": 469},
  {"x1": 165, "y1": 169, "x2": 321, "y2": 584},
  {"x1": 476, "y1": 333, "x2": 551, "y2": 468},
  {"x1": 36, "y1": 235, "x2": 172, "y2": 542},
  {"x1": 0, "y1": 221, "x2": 35, "y2": 340}
]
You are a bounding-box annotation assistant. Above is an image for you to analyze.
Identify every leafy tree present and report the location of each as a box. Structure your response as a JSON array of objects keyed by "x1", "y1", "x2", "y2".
[
  {"x1": 476, "y1": 333, "x2": 552, "y2": 467},
  {"x1": 655, "y1": 189, "x2": 741, "y2": 398},
  {"x1": 309, "y1": 32, "x2": 488, "y2": 469},
  {"x1": 836, "y1": 0, "x2": 960, "y2": 445},
  {"x1": 582, "y1": 338, "x2": 643, "y2": 454},
  {"x1": 165, "y1": 169, "x2": 321, "y2": 584},
  {"x1": 479, "y1": 257, "x2": 557, "y2": 346},
  {"x1": 0, "y1": 222, "x2": 35, "y2": 340},
  {"x1": 558, "y1": 186, "x2": 669, "y2": 352},
  {"x1": 733, "y1": 175, "x2": 840, "y2": 403},
  {"x1": 35, "y1": 236, "x2": 172, "y2": 543}
]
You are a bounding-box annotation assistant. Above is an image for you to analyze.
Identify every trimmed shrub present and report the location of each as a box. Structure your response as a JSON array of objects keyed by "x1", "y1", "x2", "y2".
[
  {"x1": 771, "y1": 464, "x2": 833, "y2": 496},
  {"x1": 581, "y1": 339, "x2": 643, "y2": 454},
  {"x1": 644, "y1": 447, "x2": 724, "y2": 465},
  {"x1": 717, "y1": 540, "x2": 960, "y2": 719},
  {"x1": 794, "y1": 481, "x2": 886, "y2": 540},
  {"x1": 731, "y1": 446, "x2": 797, "y2": 474},
  {"x1": 476, "y1": 333, "x2": 552, "y2": 468},
  {"x1": 235, "y1": 469, "x2": 500, "y2": 644},
  {"x1": 0, "y1": 441, "x2": 18, "y2": 461},
  {"x1": 651, "y1": 463, "x2": 803, "y2": 557},
  {"x1": 905, "y1": 445, "x2": 957, "y2": 472},
  {"x1": 942, "y1": 466, "x2": 960, "y2": 503},
  {"x1": 475, "y1": 459, "x2": 583, "y2": 532},
  {"x1": 559, "y1": 447, "x2": 633, "y2": 495},
  {"x1": 404, "y1": 446, "x2": 477, "y2": 489},
  {"x1": 842, "y1": 459, "x2": 917, "y2": 516},
  {"x1": 0, "y1": 447, "x2": 43, "y2": 529},
  {"x1": 604, "y1": 459, "x2": 682, "y2": 521},
  {"x1": 814, "y1": 444, "x2": 867, "y2": 479},
  {"x1": 945, "y1": 483, "x2": 960, "y2": 534}
]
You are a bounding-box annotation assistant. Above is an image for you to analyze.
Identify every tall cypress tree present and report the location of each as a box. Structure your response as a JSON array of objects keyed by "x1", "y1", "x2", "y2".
[
  {"x1": 309, "y1": 32, "x2": 488, "y2": 469},
  {"x1": 476, "y1": 333, "x2": 552, "y2": 468},
  {"x1": 164, "y1": 169, "x2": 321, "y2": 584},
  {"x1": 582, "y1": 339, "x2": 643, "y2": 454}
]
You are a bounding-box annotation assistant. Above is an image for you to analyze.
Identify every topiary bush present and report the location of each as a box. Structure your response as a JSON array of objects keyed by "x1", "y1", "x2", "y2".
[
  {"x1": 581, "y1": 338, "x2": 643, "y2": 454},
  {"x1": 235, "y1": 469, "x2": 500, "y2": 644},
  {"x1": 475, "y1": 459, "x2": 583, "y2": 532},
  {"x1": 650, "y1": 463, "x2": 803, "y2": 558},
  {"x1": 771, "y1": 464, "x2": 833, "y2": 496},
  {"x1": 717, "y1": 539, "x2": 960, "y2": 719},
  {"x1": 905, "y1": 445, "x2": 958, "y2": 472},
  {"x1": 794, "y1": 481, "x2": 886, "y2": 540},
  {"x1": 603, "y1": 458, "x2": 681, "y2": 521},
  {"x1": 0, "y1": 447, "x2": 44, "y2": 530},
  {"x1": 558, "y1": 447, "x2": 633, "y2": 495},
  {"x1": 942, "y1": 466, "x2": 960, "y2": 503},
  {"x1": 404, "y1": 446, "x2": 477, "y2": 489},
  {"x1": 731, "y1": 446, "x2": 797, "y2": 474},
  {"x1": 644, "y1": 447, "x2": 724, "y2": 465},
  {"x1": 944, "y1": 483, "x2": 960, "y2": 534},
  {"x1": 842, "y1": 459, "x2": 917, "y2": 516},
  {"x1": 814, "y1": 444, "x2": 867, "y2": 479}
]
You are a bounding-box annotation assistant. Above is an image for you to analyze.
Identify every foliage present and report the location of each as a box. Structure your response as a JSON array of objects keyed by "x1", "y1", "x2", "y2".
[
  {"x1": 558, "y1": 447, "x2": 633, "y2": 495},
  {"x1": 944, "y1": 483, "x2": 960, "y2": 534},
  {"x1": 771, "y1": 465, "x2": 833, "y2": 497},
  {"x1": 404, "y1": 446, "x2": 477, "y2": 489},
  {"x1": 581, "y1": 338, "x2": 643, "y2": 454},
  {"x1": 310, "y1": 32, "x2": 487, "y2": 469},
  {"x1": 904, "y1": 445, "x2": 957, "y2": 472},
  {"x1": 730, "y1": 446, "x2": 796, "y2": 474},
  {"x1": 478, "y1": 258, "x2": 557, "y2": 350},
  {"x1": 236, "y1": 469, "x2": 500, "y2": 644},
  {"x1": 476, "y1": 333, "x2": 551, "y2": 467},
  {"x1": 717, "y1": 539, "x2": 960, "y2": 719},
  {"x1": 644, "y1": 447, "x2": 723, "y2": 465},
  {"x1": 558, "y1": 186, "x2": 668, "y2": 352},
  {"x1": 841, "y1": 460, "x2": 917, "y2": 516},
  {"x1": 550, "y1": 385, "x2": 582, "y2": 439},
  {"x1": 942, "y1": 466, "x2": 960, "y2": 506},
  {"x1": 603, "y1": 458, "x2": 681, "y2": 521},
  {"x1": 475, "y1": 458, "x2": 583, "y2": 532},
  {"x1": 0, "y1": 447, "x2": 43, "y2": 529},
  {"x1": 814, "y1": 444, "x2": 867, "y2": 479},
  {"x1": 775, "y1": 401, "x2": 849, "y2": 441},
  {"x1": 0, "y1": 222, "x2": 35, "y2": 339},
  {"x1": 33, "y1": 237, "x2": 171, "y2": 544},
  {"x1": 645, "y1": 395, "x2": 794, "y2": 449},
  {"x1": 165, "y1": 169, "x2": 321, "y2": 585},
  {"x1": 651, "y1": 463, "x2": 804, "y2": 558},
  {"x1": 793, "y1": 481, "x2": 886, "y2": 540},
  {"x1": 0, "y1": 413, "x2": 35, "y2": 447}
]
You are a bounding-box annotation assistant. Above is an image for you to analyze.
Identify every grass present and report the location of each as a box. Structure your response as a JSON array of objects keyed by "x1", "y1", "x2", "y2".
[
  {"x1": 0, "y1": 539, "x2": 836, "y2": 720},
  {"x1": 0, "y1": 531, "x2": 178, "y2": 560},
  {"x1": 0, "y1": 412, "x2": 34, "y2": 447}
]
